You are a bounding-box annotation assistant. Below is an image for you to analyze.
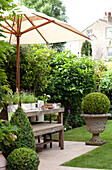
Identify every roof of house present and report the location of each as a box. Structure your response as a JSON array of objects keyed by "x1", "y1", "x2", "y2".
[{"x1": 82, "y1": 18, "x2": 112, "y2": 32}]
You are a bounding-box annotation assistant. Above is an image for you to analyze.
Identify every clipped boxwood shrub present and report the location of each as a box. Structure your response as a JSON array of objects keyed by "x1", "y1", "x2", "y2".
[
  {"x1": 81, "y1": 92, "x2": 110, "y2": 114},
  {"x1": 7, "y1": 148, "x2": 40, "y2": 170},
  {"x1": 10, "y1": 107, "x2": 35, "y2": 151}
]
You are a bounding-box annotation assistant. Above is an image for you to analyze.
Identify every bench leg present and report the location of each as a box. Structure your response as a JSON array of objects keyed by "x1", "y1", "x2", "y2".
[
  {"x1": 38, "y1": 136, "x2": 40, "y2": 143},
  {"x1": 59, "y1": 129, "x2": 64, "y2": 150},
  {"x1": 43, "y1": 134, "x2": 47, "y2": 148},
  {"x1": 50, "y1": 133, "x2": 52, "y2": 148}
]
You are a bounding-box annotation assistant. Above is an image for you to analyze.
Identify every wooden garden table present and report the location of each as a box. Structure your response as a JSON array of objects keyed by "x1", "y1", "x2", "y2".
[{"x1": 25, "y1": 107, "x2": 64, "y2": 150}]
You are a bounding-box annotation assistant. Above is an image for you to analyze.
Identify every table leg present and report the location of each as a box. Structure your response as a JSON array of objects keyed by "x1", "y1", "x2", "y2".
[
  {"x1": 59, "y1": 129, "x2": 64, "y2": 149},
  {"x1": 43, "y1": 134, "x2": 47, "y2": 148},
  {"x1": 58, "y1": 112, "x2": 63, "y2": 123}
]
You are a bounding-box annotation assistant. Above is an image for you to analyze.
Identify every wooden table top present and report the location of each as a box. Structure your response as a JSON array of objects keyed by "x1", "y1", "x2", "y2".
[{"x1": 25, "y1": 107, "x2": 64, "y2": 117}]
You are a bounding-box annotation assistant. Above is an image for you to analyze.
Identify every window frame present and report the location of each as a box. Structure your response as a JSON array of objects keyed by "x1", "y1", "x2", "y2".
[
  {"x1": 87, "y1": 30, "x2": 93, "y2": 38},
  {"x1": 107, "y1": 46, "x2": 112, "y2": 57},
  {"x1": 105, "y1": 27, "x2": 112, "y2": 39}
]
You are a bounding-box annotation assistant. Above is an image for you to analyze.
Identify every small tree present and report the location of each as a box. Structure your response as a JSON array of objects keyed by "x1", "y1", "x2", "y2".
[
  {"x1": 4, "y1": 107, "x2": 36, "y2": 158},
  {"x1": 81, "y1": 40, "x2": 92, "y2": 57}
]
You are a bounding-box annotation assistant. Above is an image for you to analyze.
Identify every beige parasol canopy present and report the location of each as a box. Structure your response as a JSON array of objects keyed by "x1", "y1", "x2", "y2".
[{"x1": 0, "y1": 5, "x2": 89, "y2": 102}]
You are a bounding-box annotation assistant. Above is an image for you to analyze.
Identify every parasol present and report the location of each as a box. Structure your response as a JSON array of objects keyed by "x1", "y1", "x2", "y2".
[{"x1": 0, "y1": 5, "x2": 89, "y2": 102}]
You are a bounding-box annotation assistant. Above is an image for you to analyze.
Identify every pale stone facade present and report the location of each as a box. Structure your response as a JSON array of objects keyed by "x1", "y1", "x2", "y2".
[{"x1": 82, "y1": 12, "x2": 112, "y2": 60}]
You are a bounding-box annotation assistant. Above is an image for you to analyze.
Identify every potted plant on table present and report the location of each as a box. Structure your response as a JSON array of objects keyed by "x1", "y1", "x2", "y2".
[
  {"x1": 81, "y1": 92, "x2": 111, "y2": 146},
  {"x1": 0, "y1": 119, "x2": 18, "y2": 169}
]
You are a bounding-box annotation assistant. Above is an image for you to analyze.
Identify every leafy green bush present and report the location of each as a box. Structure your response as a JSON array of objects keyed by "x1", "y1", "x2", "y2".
[
  {"x1": 11, "y1": 92, "x2": 19, "y2": 104},
  {"x1": 2, "y1": 44, "x2": 55, "y2": 94},
  {"x1": 99, "y1": 70, "x2": 112, "y2": 94},
  {"x1": 7, "y1": 148, "x2": 40, "y2": 170},
  {"x1": 11, "y1": 91, "x2": 38, "y2": 104},
  {"x1": 98, "y1": 70, "x2": 112, "y2": 114},
  {"x1": 81, "y1": 92, "x2": 110, "y2": 114},
  {"x1": 21, "y1": 91, "x2": 37, "y2": 103},
  {"x1": 45, "y1": 53, "x2": 97, "y2": 128},
  {"x1": 0, "y1": 119, "x2": 17, "y2": 152}
]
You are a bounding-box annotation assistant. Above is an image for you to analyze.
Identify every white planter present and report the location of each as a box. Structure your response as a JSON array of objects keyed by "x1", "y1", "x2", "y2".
[
  {"x1": 8, "y1": 104, "x2": 18, "y2": 113},
  {"x1": 31, "y1": 103, "x2": 36, "y2": 110},
  {"x1": 22, "y1": 103, "x2": 31, "y2": 110},
  {"x1": 0, "y1": 151, "x2": 6, "y2": 170},
  {"x1": 8, "y1": 103, "x2": 36, "y2": 113},
  {"x1": 22, "y1": 103, "x2": 36, "y2": 110}
]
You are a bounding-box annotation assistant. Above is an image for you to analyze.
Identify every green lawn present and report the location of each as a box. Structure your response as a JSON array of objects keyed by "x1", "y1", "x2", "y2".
[{"x1": 62, "y1": 120, "x2": 112, "y2": 169}]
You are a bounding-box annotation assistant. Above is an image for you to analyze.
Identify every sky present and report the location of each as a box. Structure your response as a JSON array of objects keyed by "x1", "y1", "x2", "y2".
[{"x1": 62, "y1": 0, "x2": 112, "y2": 31}]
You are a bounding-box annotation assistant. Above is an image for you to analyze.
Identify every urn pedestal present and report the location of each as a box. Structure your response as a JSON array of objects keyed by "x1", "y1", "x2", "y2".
[{"x1": 81, "y1": 113, "x2": 111, "y2": 146}]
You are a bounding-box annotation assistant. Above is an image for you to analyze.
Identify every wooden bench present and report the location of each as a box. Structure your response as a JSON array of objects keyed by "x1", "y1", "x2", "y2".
[
  {"x1": 32, "y1": 122, "x2": 64, "y2": 149},
  {"x1": 25, "y1": 107, "x2": 64, "y2": 150}
]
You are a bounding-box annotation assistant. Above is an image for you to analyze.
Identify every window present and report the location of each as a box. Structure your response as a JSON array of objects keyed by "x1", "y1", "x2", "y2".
[
  {"x1": 87, "y1": 30, "x2": 93, "y2": 38},
  {"x1": 106, "y1": 28, "x2": 112, "y2": 39},
  {"x1": 107, "y1": 47, "x2": 112, "y2": 56}
]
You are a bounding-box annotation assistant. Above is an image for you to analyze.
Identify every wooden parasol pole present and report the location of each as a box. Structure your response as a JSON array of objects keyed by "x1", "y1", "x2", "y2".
[
  {"x1": 16, "y1": 16, "x2": 20, "y2": 106},
  {"x1": 16, "y1": 36, "x2": 20, "y2": 106}
]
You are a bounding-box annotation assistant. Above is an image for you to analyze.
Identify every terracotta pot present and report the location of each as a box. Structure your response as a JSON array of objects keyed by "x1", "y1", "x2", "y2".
[
  {"x1": 81, "y1": 113, "x2": 111, "y2": 146},
  {"x1": 0, "y1": 151, "x2": 6, "y2": 170}
]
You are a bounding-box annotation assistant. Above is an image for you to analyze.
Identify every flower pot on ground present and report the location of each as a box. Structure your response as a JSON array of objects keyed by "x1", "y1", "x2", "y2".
[
  {"x1": 81, "y1": 92, "x2": 111, "y2": 146},
  {"x1": 0, "y1": 151, "x2": 6, "y2": 170}
]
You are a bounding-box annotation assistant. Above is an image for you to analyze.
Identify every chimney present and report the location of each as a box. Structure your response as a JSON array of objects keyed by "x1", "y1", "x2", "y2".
[
  {"x1": 105, "y1": 12, "x2": 107, "y2": 16},
  {"x1": 108, "y1": 12, "x2": 111, "y2": 16},
  {"x1": 104, "y1": 11, "x2": 112, "y2": 23},
  {"x1": 108, "y1": 12, "x2": 112, "y2": 23}
]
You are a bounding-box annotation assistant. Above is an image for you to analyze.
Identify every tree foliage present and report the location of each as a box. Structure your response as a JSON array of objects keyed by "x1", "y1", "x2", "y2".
[
  {"x1": 20, "y1": 0, "x2": 67, "y2": 22},
  {"x1": 0, "y1": 0, "x2": 16, "y2": 12},
  {"x1": 0, "y1": 0, "x2": 17, "y2": 109},
  {"x1": 81, "y1": 40, "x2": 92, "y2": 57}
]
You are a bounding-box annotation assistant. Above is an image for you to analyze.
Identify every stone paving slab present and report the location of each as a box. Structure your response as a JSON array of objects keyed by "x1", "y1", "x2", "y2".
[{"x1": 37, "y1": 141, "x2": 103, "y2": 170}]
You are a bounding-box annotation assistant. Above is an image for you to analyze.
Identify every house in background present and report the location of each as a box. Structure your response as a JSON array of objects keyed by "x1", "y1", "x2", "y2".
[{"x1": 82, "y1": 12, "x2": 112, "y2": 60}]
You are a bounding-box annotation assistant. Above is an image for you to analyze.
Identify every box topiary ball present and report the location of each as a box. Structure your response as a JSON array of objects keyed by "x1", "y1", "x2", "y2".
[
  {"x1": 81, "y1": 92, "x2": 110, "y2": 114},
  {"x1": 7, "y1": 148, "x2": 40, "y2": 170}
]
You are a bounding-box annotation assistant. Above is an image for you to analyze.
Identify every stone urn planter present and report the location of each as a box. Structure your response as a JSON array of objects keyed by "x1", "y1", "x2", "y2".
[
  {"x1": 81, "y1": 113, "x2": 111, "y2": 145},
  {"x1": 81, "y1": 92, "x2": 111, "y2": 146},
  {"x1": 0, "y1": 151, "x2": 6, "y2": 170}
]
